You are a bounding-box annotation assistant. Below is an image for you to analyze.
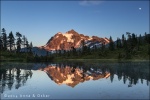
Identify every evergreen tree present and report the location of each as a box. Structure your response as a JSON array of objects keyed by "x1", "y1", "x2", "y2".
[
  {"x1": 83, "y1": 45, "x2": 88, "y2": 55},
  {"x1": 116, "y1": 38, "x2": 119, "y2": 48},
  {"x1": 122, "y1": 34, "x2": 125, "y2": 48},
  {"x1": 116, "y1": 38, "x2": 121, "y2": 48},
  {"x1": 109, "y1": 36, "x2": 114, "y2": 51},
  {"x1": 81, "y1": 39, "x2": 85, "y2": 47},
  {"x1": 126, "y1": 32, "x2": 132, "y2": 47},
  {"x1": 124, "y1": 38, "x2": 127, "y2": 50},
  {"x1": 101, "y1": 42, "x2": 105, "y2": 51},
  {"x1": 1, "y1": 28, "x2": 7, "y2": 50},
  {"x1": 126, "y1": 32, "x2": 133, "y2": 52},
  {"x1": 126, "y1": 32, "x2": 131, "y2": 41},
  {"x1": 94, "y1": 45, "x2": 97, "y2": 52},
  {"x1": 16, "y1": 32, "x2": 22, "y2": 53},
  {"x1": 148, "y1": 33, "x2": 150, "y2": 44},
  {"x1": 22, "y1": 35, "x2": 26, "y2": 49},
  {"x1": 144, "y1": 32, "x2": 147, "y2": 43},
  {"x1": 81, "y1": 39, "x2": 85, "y2": 54},
  {"x1": 8, "y1": 31, "x2": 15, "y2": 51},
  {"x1": 87, "y1": 46, "x2": 91, "y2": 55},
  {"x1": 131, "y1": 33, "x2": 137, "y2": 47},
  {"x1": 29, "y1": 42, "x2": 33, "y2": 53},
  {"x1": 0, "y1": 35, "x2": 3, "y2": 50},
  {"x1": 138, "y1": 34, "x2": 142, "y2": 45},
  {"x1": 148, "y1": 44, "x2": 150, "y2": 60},
  {"x1": 71, "y1": 46, "x2": 77, "y2": 56},
  {"x1": 25, "y1": 38, "x2": 29, "y2": 52},
  {"x1": 123, "y1": 38, "x2": 131, "y2": 59},
  {"x1": 144, "y1": 32, "x2": 150, "y2": 44}
]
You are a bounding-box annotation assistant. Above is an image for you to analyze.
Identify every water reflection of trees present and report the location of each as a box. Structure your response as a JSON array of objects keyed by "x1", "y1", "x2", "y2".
[
  {"x1": 116, "y1": 62, "x2": 150, "y2": 86},
  {"x1": 0, "y1": 62, "x2": 48, "y2": 93},
  {"x1": 0, "y1": 67, "x2": 32, "y2": 93},
  {"x1": 0, "y1": 62, "x2": 149, "y2": 92}
]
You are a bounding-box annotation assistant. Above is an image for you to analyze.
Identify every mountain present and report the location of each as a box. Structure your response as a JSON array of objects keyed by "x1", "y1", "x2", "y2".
[
  {"x1": 42, "y1": 29, "x2": 110, "y2": 51},
  {"x1": 21, "y1": 47, "x2": 49, "y2": 56}
]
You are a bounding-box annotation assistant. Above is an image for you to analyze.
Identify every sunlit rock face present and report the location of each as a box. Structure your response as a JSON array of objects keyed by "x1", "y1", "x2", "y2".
[
  {"x1": 42, "y1": 65, "x2": 110, "y2": 87},
  {"x1": 43, "y1": 29, "x2": 110, "y2": 51}
]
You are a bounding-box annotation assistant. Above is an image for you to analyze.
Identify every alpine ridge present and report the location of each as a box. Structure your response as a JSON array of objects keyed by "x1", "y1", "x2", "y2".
[{"x1": 42, "y1": 29, "x2": 110, "y2": 51}]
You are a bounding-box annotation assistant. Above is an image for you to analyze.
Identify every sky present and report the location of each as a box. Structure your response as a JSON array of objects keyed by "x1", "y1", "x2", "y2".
[{"x1": 1, "y1": 0, "x2": 149, "y2": 47}]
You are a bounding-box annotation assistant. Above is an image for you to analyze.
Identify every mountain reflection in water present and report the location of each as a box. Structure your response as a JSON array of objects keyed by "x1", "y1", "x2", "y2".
[
  {"x1": 0, "y1": 62, "x2": 149, "y2": 94},
  {"x1": 42, "y1": 66, "x2": 110, "y2": 87}
]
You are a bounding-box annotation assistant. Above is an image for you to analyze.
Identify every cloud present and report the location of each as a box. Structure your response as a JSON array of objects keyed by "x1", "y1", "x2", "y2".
[{"x1": 79, "y1": 0, "x2": 103, "y2": 6}]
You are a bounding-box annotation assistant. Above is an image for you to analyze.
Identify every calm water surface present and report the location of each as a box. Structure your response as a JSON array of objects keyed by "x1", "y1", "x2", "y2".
[{"x1": 0, "y1": 61, "x2": 149, "y2": 99}]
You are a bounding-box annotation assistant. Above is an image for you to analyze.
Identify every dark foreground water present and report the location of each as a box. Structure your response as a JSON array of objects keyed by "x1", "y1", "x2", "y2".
[{"x1": 0, "y1": 61, "x2": 149, "y2": 99}]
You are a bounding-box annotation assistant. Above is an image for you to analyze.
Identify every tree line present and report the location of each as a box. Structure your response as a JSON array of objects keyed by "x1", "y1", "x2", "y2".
[
  {"x1": 0, "y1": 28, "x2": 33, "y2": 53},
  {"x1": 1, "y1": 27, "x2": 149, "y2": 61}
]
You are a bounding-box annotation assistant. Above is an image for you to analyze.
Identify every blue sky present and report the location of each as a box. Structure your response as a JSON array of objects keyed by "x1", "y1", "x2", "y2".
[{"x1": 1, "y1": 1, "x2": 149, "y2": 46}]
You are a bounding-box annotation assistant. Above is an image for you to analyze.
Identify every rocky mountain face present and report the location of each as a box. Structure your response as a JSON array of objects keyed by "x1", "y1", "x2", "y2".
[{"x1": 43, "y1": 29, "x2": 110, "y2": 51}]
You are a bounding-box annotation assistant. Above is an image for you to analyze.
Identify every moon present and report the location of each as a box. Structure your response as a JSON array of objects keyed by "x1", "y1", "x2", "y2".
[{"x1": 139, "y1": 8, "x2": 142, "y2": 10}]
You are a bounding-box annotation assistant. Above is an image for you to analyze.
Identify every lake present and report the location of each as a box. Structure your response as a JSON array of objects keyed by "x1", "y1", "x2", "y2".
[{"x1": 0, "y1": 61, "x2": 149, "y2": 99}]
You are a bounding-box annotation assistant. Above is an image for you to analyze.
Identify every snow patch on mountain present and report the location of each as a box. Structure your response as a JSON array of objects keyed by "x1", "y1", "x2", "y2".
[{"x1": 63, "y1": 33, "x2": 73, "y2": 42}]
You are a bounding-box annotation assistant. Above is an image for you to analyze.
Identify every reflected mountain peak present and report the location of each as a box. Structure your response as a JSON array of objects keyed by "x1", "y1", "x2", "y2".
[{"x1": 42, "y1": 65, "x2": 110, "y2": 87}]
